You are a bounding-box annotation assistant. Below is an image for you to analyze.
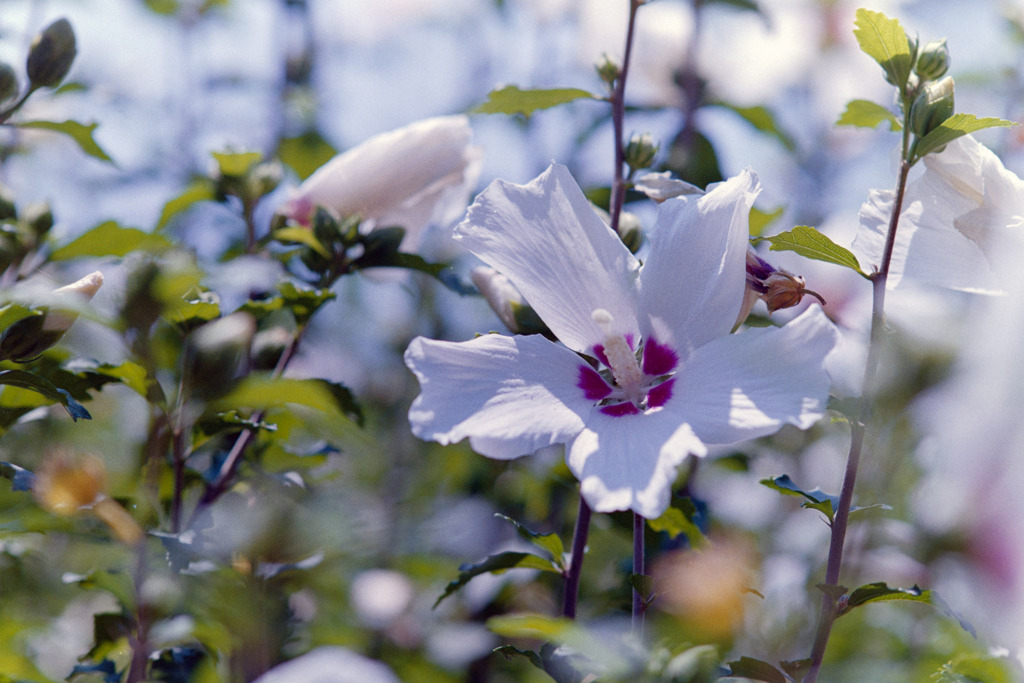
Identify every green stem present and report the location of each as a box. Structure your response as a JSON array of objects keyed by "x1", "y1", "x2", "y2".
[{"x1": 632, "y1": 512, "x2": 646, "y2": 633}]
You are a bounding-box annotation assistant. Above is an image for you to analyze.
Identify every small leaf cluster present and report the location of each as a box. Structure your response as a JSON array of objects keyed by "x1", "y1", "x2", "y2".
[{"x1": 840, "y1": 9, "x2": 1014, "y2": 166}]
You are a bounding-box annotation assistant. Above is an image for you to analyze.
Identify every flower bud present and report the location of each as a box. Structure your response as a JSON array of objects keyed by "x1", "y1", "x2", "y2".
[
  {"x1": 914, "y1": 38, "x2": 950, "y2": 82},
  {"x1": 0, "y1": 184, "x2": 17, "y2": 221},
  {"x1": 22, "y1": 201, "x2": 53, "y2": 238},
  {"x1": 595, "y1": 53, "x2": 620, "y2": 88},
  {"x1": 0, "y1": 62, "x2": 19, "y2": 103},
  {"x1": 182, "y1": 312, "x2": 256, "y2": 400},
  {"x1": 736, "y1": 246, "x2": 825, "y2": 327},
  {"x1": 250, "y1": 161, "x2": 283, "y2": 198},
  {"x1": 26, "y1": 18, "x2": 77, "y2": 90},
  {"x1": 0, "y1": 271, "x2": 103, "y2": 362},
  {"x1": 624, "y1": 132, "x2": 659, "y2": 174},
  {"x1": 470, "y1": 266, "x2": 551, "y2": 337},
  {"x1": 250, "y1": 325, "x2": 294, "y2": 371},
  {"x1": 910, "y1": 76, "x2": 955, "y2": 139}
]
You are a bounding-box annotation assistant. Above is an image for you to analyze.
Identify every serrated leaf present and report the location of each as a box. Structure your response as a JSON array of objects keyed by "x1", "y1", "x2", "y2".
[
  {"x1": 51, "y1": 220, "x2": 172, "y2": 260},
  {"x1": 852, "y1": 9, "x2": 913, "y2": 89},
  {"x1": 912, "y1": 114, "x2": 1017, "y2": 162},
  {"x1": 486, "y1": 613, "x2": 574, "y2": 640},
  {"x1": 1, "y1": 461, "x2": 35, "y2": 491},
  {"x1": 0, "y1": 369, "x2": 91, "y2": 421},
  {"x1": 726, "y1": 656, "x2": 788, "y2": 683},
  {"x1": 758, "y1": 225, "x2": 867, "y2": 277},
  {"x1": 837, "y1": 99, "x2": 902, "y2": 131},
  {"x1": 14, "y1": 119, "x2": 114, "y2": 163},
  {"x1": 716, "y1": 103, "x2": 795, "y2": 151},
  {"x1": 434, "y1": 552, "x2": 560, "y2": 607},
  {"x1": 472, "y1": 85, "x2": 597, "y2": 119},
  {"x1": 272, "y1": 226, "x2": 330, "y2": 258},
  {"x1": 496, "y1": 514, "x2": 565, "y2": 568},
  {"x1": 934, "y1": 655, "x2": 1016, "y2": 683},
  {"x1": 839, "y1": 581, "x2": 975, "y2": 636},
  {"x1": 156, "y1": 179, "x2": 216, "y2": 230}
]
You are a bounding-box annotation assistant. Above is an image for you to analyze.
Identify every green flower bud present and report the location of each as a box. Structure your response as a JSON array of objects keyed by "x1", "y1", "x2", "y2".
[
  {"x1": 22, "y1": 202, "x2": 53, "y2": 238},
  {"x1": 910, "y1": 75, "x2": 955, "y2": 139},
  {"x1": 182, "y1": 312, "x2": 256, "y2": 400},
  {"x1": 250, "y1": 161, "x2": 283, "y2": 198},
  {"x1": 915, "y1": 38, "x2": 950, "y2": 82},
  {"x1": 0, "y1": 271, "x2": 103, "y2": 362},
  {"x1": 0, "y1": 185, "x2": 17, "y2": 221},
  {"x1": 0, "y1": 62, "x2": 19, "y2": 103},
  {"x1": 595, "y1": 53, "x2": 620, "y2": 88},
  {"x1": 250, "y1": 325, "x2": 294, "y2": 371},
  {"x1": 624, "y1": 132, "x2": 659, "y2": 173},
  {"x1": 26, "y1": 18, "x2": 77, "y2": 90}
]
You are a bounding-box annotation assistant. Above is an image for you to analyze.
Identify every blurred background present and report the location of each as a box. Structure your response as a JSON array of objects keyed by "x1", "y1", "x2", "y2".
[{"x1": 0, "y1": 0, "x2": 1023, "y2": 681}]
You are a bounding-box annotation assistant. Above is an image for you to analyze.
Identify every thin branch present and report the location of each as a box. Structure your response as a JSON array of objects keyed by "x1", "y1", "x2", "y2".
[{"x1": 562, "y1": 496, "x2": 592, "y2": 619}]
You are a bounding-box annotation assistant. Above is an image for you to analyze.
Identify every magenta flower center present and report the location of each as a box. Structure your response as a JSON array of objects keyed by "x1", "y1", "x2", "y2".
[{"x1": 577, "y1": 331, "x2": 679, "y2": 417}]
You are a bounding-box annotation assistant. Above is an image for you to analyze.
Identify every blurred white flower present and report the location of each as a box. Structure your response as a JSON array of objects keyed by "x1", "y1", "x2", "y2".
[
  {"x1": 277, "y1": 115, "x2": 481, "y2": 249},
  {"x1": 349, "y1": 569, "x2": 415, "y2": 630},
  {"x1": 912, "y1": 224, "x2": 1024, "y2": 652},
  {"x1": 853, "y1": 135, "x2": 1024, "y2": 294},
  {"x1": 253, "y1": 646, "x2": 399, "y2": 683}
]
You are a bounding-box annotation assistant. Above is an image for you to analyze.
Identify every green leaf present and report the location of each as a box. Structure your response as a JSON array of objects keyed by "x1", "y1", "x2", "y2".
[
  {"x1": 493, "y1": 645, "x2": 544, "y2": 671},
  {"x1": 277, "y1": 130, "x2": 338, "y2": 181},
  {"x1": 156, "y1": 179, "x2": 216, "y2": 230},
  {"x1": 852, "y1": 9, "x2": 913, "y2": 89},
  {"x1": 90, "y1": 361, "x2": 160, "y2": 402},
  {"x1": 485, "y1": 613, "x2": 574, "y2": 640},
  {"x1": 836, "y1": 99, "x2": 902, "y2": 131},
  {"x1": 749, "y1": 206, "x2": 784, "y2": 237},
  {"x1": 934, "y1": 655, "x2": 1016, "y2": 683},
  {"x1": 839, "y1": 581, "x2": 975, "y2": 636},
  {"x1": 496, "y1": 514, "x2": 565, "y2": 568},
  {"x1": 0, "y1": 369, "x2": 91, "y2": 420},
  {"x1": 780, "y1": 659, "x2": 812, "y2": 681},
  {"x1": 51, "y1": 220, "x2": 172, "y2": 260},
  {"x1": 760, "y1": 474, "x2": 838, "y2": 522},
  {"x1": 647, "y1": 499, "x2": 708, "y2": 549},
  {"x1": 211, "y1": 149, "x2": 261, "y2": 177},
  {"x1": 726, "y1": 656, "x2": 788, "y2": 683},
  {"x1": 912, "y1": 113, "x2": 1017, "y2": 162},
  {"x1": 757, "y1": 225, "x2": 867, "y2": 277},
  {"x1": 1, "y1": 461, "x2": 35, "y2": 491},
  {"x1": 715, "y1": 103, "x2": 795, "y2": 151},
  {"x1": 471, "y1": 85, "x2": 597, "y2": 119},
  {"x1": 627, "y1": 573, "x2": 655, "y2": 606},
  {"x1": 14, "y1": 119, "x2": 114, "y2": 163},
  {"x1": 0, "y1": 304, "x2": 38, "y2": 335},
  {"x1": 272, "y1": 226, "x2": 330, "y2": 258},
  {"x1": 434, "y1": 552, "x2": 561, "y2": 607}
]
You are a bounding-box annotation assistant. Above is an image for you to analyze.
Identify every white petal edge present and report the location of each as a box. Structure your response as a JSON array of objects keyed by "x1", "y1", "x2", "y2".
[
  {"x1": 404, "y1": 333, "x2": 591, "y2": 459},
  {"x1": 670, "y1": 305, "x2": 838, "y2": 445},
  {"x1": 639, "y1": 169, "x2": 760, "y2": 355},
  {"x1": 454, "y1": 164, "x2": 641, "y2": 354},
  {"x1": 253, "y1": 646, "x2": 400, "y2": 683},
  {"x1": 567, "y1": 410, "x2": 707, "y2": 518}
]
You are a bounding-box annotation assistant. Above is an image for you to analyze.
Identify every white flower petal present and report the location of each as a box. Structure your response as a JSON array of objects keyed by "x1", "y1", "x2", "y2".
[
  {"x1": 671, "y1": 306, "x2": 837, "y2": 444},
  {"x1": 253, "y1": 646, "x2": 399, "y2": 683},
  {"x1": 279, "y1": 115, "x2": 479, "y2": 241},
  {"x1": 404, "y1": 333, "x2": 591, "y2": 459},
  {"x1": 454, "y1": 164, "x2": 640, "y2": 354},
  {"x1": 852, "y1": 136, "x2": 1023, "y2": 294},
  {"x1": 567, "y1": 409, "x2": 706, "y2": 518},
  {"x1": 639, "y1": 169, "x2": 760, "y2": 354}
]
